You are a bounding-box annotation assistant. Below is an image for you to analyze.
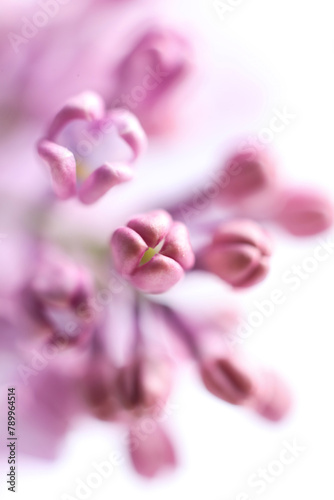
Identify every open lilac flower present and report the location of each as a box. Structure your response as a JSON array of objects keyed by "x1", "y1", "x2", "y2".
[
  {"x1": 37, "y1": 91, "x2": 147, "y2": 203},
  {"x1": 273, "y1": 187, "x2": 334, "y2": 236},
  {"x1": 19, "y1": 245, "x2": 95, "y2": 346}
]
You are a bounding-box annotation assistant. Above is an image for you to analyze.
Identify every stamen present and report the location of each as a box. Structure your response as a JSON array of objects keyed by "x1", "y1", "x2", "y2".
[{"x1": 139, "y1": 239, "x2": 165, "y2": 266}]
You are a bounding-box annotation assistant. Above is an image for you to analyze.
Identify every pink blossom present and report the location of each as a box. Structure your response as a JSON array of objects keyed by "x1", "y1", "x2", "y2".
[
  {"x1": 37, "y1": 91, "x2": 147, "y2": 203},
  {"x1": 111, "y1": 210, "x2": 195, "y2": 293}
]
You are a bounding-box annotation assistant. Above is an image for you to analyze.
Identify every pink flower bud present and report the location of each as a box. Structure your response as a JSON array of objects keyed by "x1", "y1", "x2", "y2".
[
  {"x1": 81, "y1": 354, "x2": 120, "y2": 421},
  {"x1": 128, "y1": 423, "x2": 177, "y2": 478},
  {"x1": 200, "y1": 354, "x2": 292, "y2": 422},
  {"x1": 200, "y1": 354, "x2": 256, "y2": 405},
  {"x1": 30, "y1": 250, "x2": 92, "y2": 309},
  {"x1": 217, "y1": 148, "x2": 276, "y2": 204},
  {"x1": 196, "y1": 219, "x2": 272, "y2": 288},
  {"x1": 250, "y1": 370, "x2": 292, "y2": 422},
  {"x1": 20, "y1": 247, "x2": 94, "y2": 344},
  {"x1": 116, "y1": 355, "x2": 172, "y2": 414},
  {"x1": 37, "y1": 91, "x2": 147, "y2": 203},
  {"x1": 110, "y1": 210, "x2": 194, "y2": 293},
  {"x1": 274, "y1": 188, "x2": 334, "y2": 236},
  {"x1": 111, "y1": 28, "x2": 193, "y2": 135}
]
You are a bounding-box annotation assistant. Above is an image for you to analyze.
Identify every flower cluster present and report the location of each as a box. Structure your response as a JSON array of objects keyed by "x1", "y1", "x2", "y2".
[{"x1": 1, "y1": 0, "x2": 333, "y2": 481}]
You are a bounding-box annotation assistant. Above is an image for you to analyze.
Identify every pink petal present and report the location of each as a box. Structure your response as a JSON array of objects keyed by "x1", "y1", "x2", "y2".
[
  {"x1": 37, "y1": 139, "x2": 76, "y2": 199},
  {"x1": 127, "y1": 210, "x2": 172, "y2": 248},
  {"x1": 46, "y1": 91, "x2": 105, "y2": 140},
  {"x1": 106, "y1": 108, "x2": 147, "y2": 161},
  {"x1": 111, "y1": 227, "x2": 147, "y2": 276},
  {"x1": 130, "y1": 254, "x2": 184, "y2": 294},
  {"x1": 160, "y1": 221, "x2": 195, "y2": 270},
  {"x1": 78, "y1": 162, "x2": 133, "y2": 204}
]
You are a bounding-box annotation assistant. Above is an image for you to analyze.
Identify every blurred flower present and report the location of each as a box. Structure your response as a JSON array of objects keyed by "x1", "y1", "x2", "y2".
[
  {"x1": 216, "y1": 148, "x2": 277, "y2": 205},
  {"x1": 274, "y1": 188, "x2": 334, "y2": 236},
  {"x1": 200, "y1": 352, "x2": 291, "y2": 421},
  {"x1": 200, "y1": 354, "x2": 256, "y2": 405},
  {"x1": 19, "y1": 245, "x2": 94, "y2": 346},
  {"x1": 110, "y1": 27, "x2": 193, "y2": 135},
  {"x1": 37, "y1": 91, "x2": 147, "y2": 203},
  {"x1": 128, "y1": 422, "x2": 177, "y2": 478},
  {"x1": 116, "y1": 354, "x2": 173, "y2": 414}
]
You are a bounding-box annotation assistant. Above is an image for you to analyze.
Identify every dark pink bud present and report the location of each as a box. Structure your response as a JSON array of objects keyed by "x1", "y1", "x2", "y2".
[
  {"x1": 274, "y1": 188, "x2": 334, "y2": 236},
  {"x1": 81, "y1": 354, "x2": 119, "y2": 421},
  {"x1": 200, "y1": 355, "x2": 256, "y2": 405},
  {"x1": 128, "y1": 423, "x2": 177, "y2": 478},
  {"x1": 30, "y1": 250, "x2": 92, "y2": 309},
  {"x1": 196, "y1": 219, "x2": 272, "y2": 288},
  {"x1": 110, "y1": 210, "x2": 194, "y2": 293}
]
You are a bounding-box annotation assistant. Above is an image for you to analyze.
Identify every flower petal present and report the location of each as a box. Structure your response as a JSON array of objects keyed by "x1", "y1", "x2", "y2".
[
  {"x1": 37, "y1": 139, "x2": 76, "y2": 199},
  {"x1": 130, "y1": 254, "x2": 184, "y2": 294},
  {"x1": 127, "y1": 210, "x2": 172, "y2": 248},
  {"x1": 78, "y1": 162, "x2": 133, "y2": 204},
  {"x1": 105, "y1": 108, "x2": 147, "y2": 161}
]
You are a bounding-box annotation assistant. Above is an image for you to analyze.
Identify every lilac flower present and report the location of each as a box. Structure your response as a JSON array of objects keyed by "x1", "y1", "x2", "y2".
[
  {"x1": 19, "y1": 245, "x2": 95, "y2": 346},
  {"x1": 111, "y1": 210, "x2": 195, "y2": 293},
  {"x1": 37, "y1": 91, "x2": 147, "y2": 203}
]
